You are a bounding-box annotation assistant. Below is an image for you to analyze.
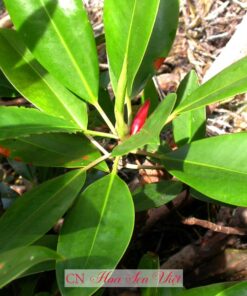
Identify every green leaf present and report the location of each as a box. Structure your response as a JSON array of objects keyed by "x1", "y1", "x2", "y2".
[
  {"x1": 22, "y1": 261, "x2": 55, "y2": 279},
  {"x1": 20, "y1": 235, "x2": 58, "y2": 277},
  {"x1": 173, "y1": 108, "x2": 206, "y2": 146},
  {"x1": 98, "y1": 88, "x2": 115, "y2": 124},
  {"x1": 33, "y1": 234, "x2": 58, "y2": 250},
  {"x1": 0, "y1": 28, "x2": 87, "y2": 129},
  {"x1": 0, "y1": 70, "x2": 19, "y2": 97},
  {"x1": 0, "y1": 133, "x2": 109, "y2": 171},
  {"x1": 214, "y1": 281, "x2": 247, "y2": 296},
  {"x1": 0, "y1": 169, "x2": 86, "y2": 252},
  {"x1": 132, "y1": 0, "x2": 179, "y2": 96},
  {"x1": 56, "y1": 173, "x2": 135, "y2": 296},
  {"x1": 161, "y1": 282, "x2": 247, "y2": 296},
  {"x1": 190, "y1": 189, "x2": 231, "y2": 207},
  {"x1": 161, "y1": 133, "x2": 247, "y2": 207},
  {"x1": 112, "y1": 93, "x2": 176, "y2": 156},
  {"x1": 175, "y1": 56, "x2": 247, "y2": 113},
  {"x1": 21, "y1": 260, "x2": 55, "y2": 278},
  {"x1": 139, "y1": 253, "x2": 160, "y2": 296},
  {"x1": 0, "y1": 246, "x2": 62, "y2": 289},
  {"x1": 173, "y1": 71, "x2": 206, "y2": 146},
  {"x1": 4, "y1": 0, "x2": 99, "y2": 103},
  {"x1": 142, "y1": 78, "x2": 160, "y2": 113},
  {"x1": 104, "y1": 0, "x2": 161, "y2": 96},
  {"x1": 133, "y1": 180, "x2": 183, "y2": 212},
  {"x1": 0, "y1": 107, "x2": 84, "y2": 140},
  {"x1": 139, "y1": 253, "x2": 160, "y2": 269}
]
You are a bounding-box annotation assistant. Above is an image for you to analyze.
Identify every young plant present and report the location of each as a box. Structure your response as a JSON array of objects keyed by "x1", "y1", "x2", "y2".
[{"x1": 0, "y1": 0, "x2": 247, "y2": 295}]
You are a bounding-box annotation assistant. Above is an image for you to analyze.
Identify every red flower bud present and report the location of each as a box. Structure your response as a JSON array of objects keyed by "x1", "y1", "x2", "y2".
[
  {"x1": 0, "y1": 145, "x2": 10, "y2": 158},
  {"x1": 154, "y1": 57, "x2": 165, "y2": 70},
  {"x1": 130, "y1": 100, "x2": 150, "y2": 135},
  {"x1": 14, "y1": 157, "x2": 22, "y2": 162}
]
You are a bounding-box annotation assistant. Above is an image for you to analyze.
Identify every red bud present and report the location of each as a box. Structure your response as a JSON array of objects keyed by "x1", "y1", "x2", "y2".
[
  {"x1": 14, "y1": 157, "x2": 22, "y2": 162},
  {"x1": 154, "y1": 57, "x2": 165, "y2": 70},
  {"x1": 130, "y1": 100, "x2": 151, "y2": 135},
  {"x1": 0, "y1": 145, "x2": 10, "y2": 158}
]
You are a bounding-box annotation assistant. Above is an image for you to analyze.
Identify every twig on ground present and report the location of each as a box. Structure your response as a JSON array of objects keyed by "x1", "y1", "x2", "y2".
[
  {"x1": 207, "y1": 31, "x2": 230, "y2": 41},
  {"x1": 183, "y1": 217, "x2": 247, "y2": 236},
  {"x1": 204, "y1": 1, "x2": 230, "y2": 21}
]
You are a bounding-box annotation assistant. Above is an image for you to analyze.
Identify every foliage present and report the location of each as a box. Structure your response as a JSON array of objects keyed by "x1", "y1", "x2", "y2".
[{"x1": 0, "y1": 0, "x2": 247, "y2": 294}]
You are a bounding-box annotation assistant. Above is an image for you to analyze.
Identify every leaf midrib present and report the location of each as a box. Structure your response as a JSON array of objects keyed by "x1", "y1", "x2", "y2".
[
  {"x1": 39, "y1": 0, "x2": 96, "y2": 103},
  {"x1": 124, "y1": 0, "x2": 160, "y2": 91},
  {"x1": 0, "y1": 247, "x2": 62, "y2": 288},
  {"x1": 16, "y1": 137, "x2": 89, "y2": 164},
  {"x1": 1, "y1": 125, "x2": 79, "y2": 133},
  {"x1": 84, "y1": 173, "x2": 116, "y2": 268},
  {"x1": 164, "y1": 155, "x2": 247, "y2": 176},
  {"x1": 1, "y1": 32, "x2": 85, "y2": 129},
  {"x1": 177, "y1": 72, "x2": 247, "y2": 113}
]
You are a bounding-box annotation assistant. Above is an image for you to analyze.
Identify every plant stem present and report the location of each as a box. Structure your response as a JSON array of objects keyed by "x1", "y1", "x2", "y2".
[
  {"x1": 153, "y1": 76, "x2": 164, "y2": 99},
  {"x1": 136, "y1": 150, "x2": 164, "y2": 160},
  {"x1": 125, "y1": 93, "x2": 132, "y2": 126},
  {"x1": 85, "y1": 129, "x2": 119, "y2": 139},
  {"x1": 85, "y1": 134, "x2": 109, "y2": 156},
  {"x1": 124, "y1": 163, "x2": 164, "y2": 170},
  {"x1": 94, "y1": 102, "x2": 117, "y2": 135},
  {"x1": 112, "y1": 156, "x2": 120, "y2": 174},
  {"x1": 165, "y1": 112, "x2": 177, "y2": 125},
  {"x1": 81, "y1": 153, "x2": 111, "y2": 173},
  {"x1": 115, "y1": 58, "x2": 128, "y2": 139}
]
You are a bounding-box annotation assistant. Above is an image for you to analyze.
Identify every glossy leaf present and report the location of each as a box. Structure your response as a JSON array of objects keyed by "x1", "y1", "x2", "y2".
[
  {"x1": 142, "y1": 78, "x2": 160, "y2": 113},
  {"x1": 21, "y1": 235, "x2": 58, "y2": 277},
  {"x1": 0, "y1": 28, "x2": 87, "y2": 129},
  {"x1": 104, "y1": 0, "x2": 160, "y2": 96},
  {"x1": 173, "y1": 107, "x2": 205, "y2": 146},
  {"x1": 33, "y1": 234, "x2": 58, "y2": 250},
  {"x1": 214, "y1": 281, "x2": 247, "y2": 296},
  {"x1": 173, "y1": 71, "x2": 206, "y2": 146},
  {"x1": 133, "y1": 180, "x2": 182, "y2": 212},
  {"x1": 175, "y1": 56, "x2": 247, "y2": 113},
  {"x1": 0, "y1": 246, "x2": 62, "y2": 288},
  {"x1": 162, "y1": 133, "x2": 247, "y2": 207},
  {"x1": 0, "y1": 133, "x2": 108, "y2": 171},
  {"x1": 21, "y1": 259, "x2": 55, "y2": 278},
  {"x1": 98, "y1": 87, "x2": 115, "y2": 124},
  {"x1": 139, "y1": 253, "x2": 160, "y2": 269},
  {"x1": 112, "y1": 93, "x2": 176, "y2": 156},
  {"x1": 0, "y1": 169, "x2": 86, "y2": 252},
  {"x1": 160, "y1": 282, "x2": 247, "y2": 296},
  {"x1": 0, "y1": 107, "x2": 83, "y2": 140},
  {"x1": 4, "y1": 0, "x2": 99, "y2": 103},
  {"x1": 132, "y1": 0, "x2": 179, "y2": 96},
  {"x1": 56, "y1": 173, "x2": 135, "y2": 296},
  {"x1": 190, "y1": 189, "x2": 230, "y2": 207}
]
